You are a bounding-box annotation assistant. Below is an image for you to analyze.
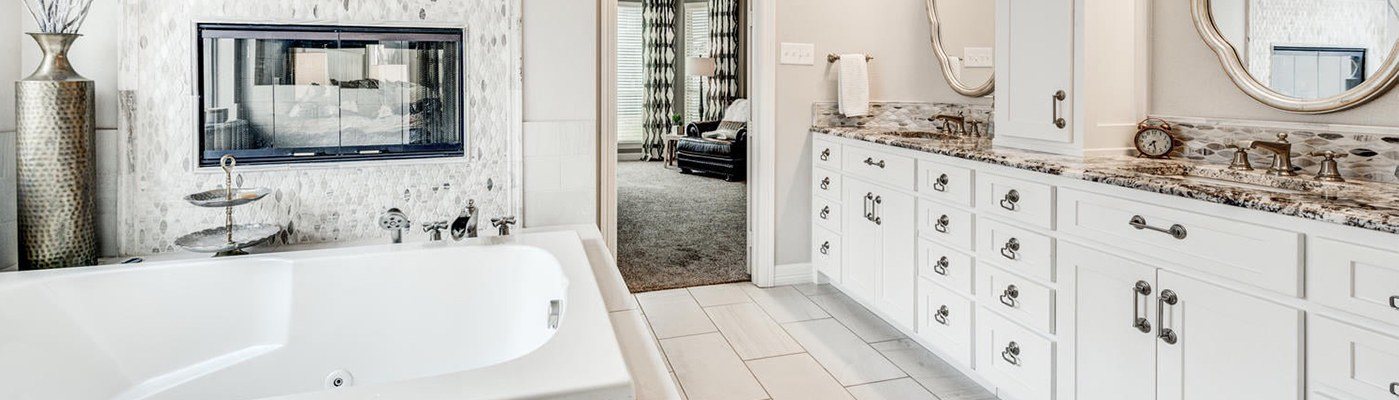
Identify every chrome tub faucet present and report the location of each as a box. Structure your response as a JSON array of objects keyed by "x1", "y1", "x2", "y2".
[
  {"x1": 451, "y1": 200, "x2": 480, "y2": 241},
  {"x1": 378, "y1": 208, "x2": 412, "y2": 244}
]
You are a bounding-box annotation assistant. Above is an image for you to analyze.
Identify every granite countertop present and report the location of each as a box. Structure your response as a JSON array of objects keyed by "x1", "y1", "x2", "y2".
[{"x1": 814, "y1": 127, "x2": 1399, "y2": 235}]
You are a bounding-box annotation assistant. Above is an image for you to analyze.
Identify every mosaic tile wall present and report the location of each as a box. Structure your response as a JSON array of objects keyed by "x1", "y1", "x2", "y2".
[
  {"x1": 811, "y1": 102, "x2": 994, "y2": 137},
  {"x1": 1161, "y1": 116, "x2": 1399, "y2": 184},
  {"x1": 116, "y1": 0, "x2": 522, "y2": 256}
]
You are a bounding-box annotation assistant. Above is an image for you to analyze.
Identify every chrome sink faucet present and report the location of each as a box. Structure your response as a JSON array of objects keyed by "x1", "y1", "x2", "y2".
[
  {"x1": 1249, "y1": 133, "x2": 1298, "y2": 176},
  {"x1": 451, "y1": 200, "x2": 480, "y2": 241}
]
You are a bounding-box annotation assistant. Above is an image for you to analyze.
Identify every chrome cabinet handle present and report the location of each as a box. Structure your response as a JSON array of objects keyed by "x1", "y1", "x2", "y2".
[
  {"x1": 820, "y1": 148, "x2": 831, "y2": 161},
  {"x1": 863, "y1": 193, "x2": 874, "y2": 222},
  {"x1": 872, "y1": 196, "x2": 883, "y2": 225},
  {"x1": 933, "y1": 174, "x2": 950, "y2": 192},
  {"x1": 1390, "y1": 295, "x2": 1398, "y2": 310},
  {"x1": 999, "y1": 285, "x2": 1020, "y2": 308},
  {"x1": 1158, "y1": 290, "x2": 1179, "y2": 345},
  {"x1": 820, "y1": 206, "x2": 831, "y2": 220},
  {"x1": 999, "y1": 190, "x2": 1021, "y2": 211},
  {"x1": 934, "y1": 257, "x2": 950, "y2": 276},
  {"x1": 1129, "y1": 215, "x2": 1188, "y2": 240},
  {"x1": 935, "y1": 305, "x2": 950, "y2": 325},
  {"x1": 1132, "y1": 281, "x2": 1154, "y2": 334},
  {"x1": 1051, "y1": 90, "x2": 1067, "y2": 129},
  {"x1": 819, "y1": 242, "x2": 831, "y2": 255},
  {"x1": 1000, "y1": 238, "x2": 1021, "y2": 260},
  {"x1": 864, "y1": 193, "x2": 883, "y2": 225},
  {"x1": 1001, "y1": 342, "x2": 1021, "y2": 366},
  {"x1": 935, "y1": 215, "x2": 951, "y2": 233},
  {"x1": 864, "y1": 158, "x2": 887, "y2": 169},
  {"x1": 820, "y1": 177, "x2": 831, "y2": 190}
]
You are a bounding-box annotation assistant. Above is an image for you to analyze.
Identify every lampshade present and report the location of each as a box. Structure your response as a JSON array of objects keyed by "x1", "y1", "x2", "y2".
[{"x1": 686, "y1": 57, "x2": 718, "y2": 77}]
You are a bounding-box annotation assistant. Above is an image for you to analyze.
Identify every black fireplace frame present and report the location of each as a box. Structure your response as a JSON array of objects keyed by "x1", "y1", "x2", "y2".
[{"x1": 195, "y1": 23, "x2": 467, "y2": 167}]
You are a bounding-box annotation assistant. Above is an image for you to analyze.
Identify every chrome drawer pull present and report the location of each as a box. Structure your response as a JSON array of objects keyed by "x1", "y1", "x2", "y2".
[
  {"x1": 1132, "y1": 281, "x2": 1153, "y2": 334},
  {"x1": 933, "y1": 174, "x2": 950, "y2": 192},
  {"x1": 935, "y1": 305, "x2": 950, "y2": 325},
  {"x1": 999, "y1": 285, "x2": 1020, "y2": 308},
  {"x1": 819, "y1": 242, "x2": 831, "y2": 255},
  {"x1": 1390, "y1": 295, "x2": 1398, "y2": 310},
  {"x1": 820, "y1": 148, "x2": 832, "y2": 161},
  {"x1": 1000, "y1": 238, "x2": 1021, "y2": 260},
  {"x1": 999, "y1": 190, "x2": 1021, "y2": 211},
  {"x1": 864, "y1": 158, "x2": 887, "y2": 169},
  {"x1": 934, "y1": 257, "x2": 950, "y2": 276},
  {"x1": 935, "y1": 215, "x2": 951, "y2": 233},
  {"x1": 1051, "y1": 90, "x2": 1067, "y2": 129},
  {"x1": 820, "y1": 206, "x2": 831, "y2": 220},
  {"x1": 1129, "y1": 215, "x2": 1188, "y2": 240},
  {"x1": 1001, "y1": 342, "x2": 1021, "y2": 366},
  {"x1": 820, "y1": 177, "x2": 831, "y2": 190},
  {"x1": 1158, "y1": 290, "x2": 1180, "y2": 345}
]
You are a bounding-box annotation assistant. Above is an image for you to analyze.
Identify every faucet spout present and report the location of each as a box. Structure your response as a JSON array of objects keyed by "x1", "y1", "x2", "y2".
[
  {"x1": 451, "y1": 200, "x2": 480, "y2": 241},
  {"x1": 1248, "y1": 133, "x2": 1298, "y2": 176}
]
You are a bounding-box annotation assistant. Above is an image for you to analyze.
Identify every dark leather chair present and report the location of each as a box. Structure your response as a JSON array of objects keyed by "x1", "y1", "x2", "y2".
[{"x1": 677, "y1": 121, "x2": 747, "y2": 182}]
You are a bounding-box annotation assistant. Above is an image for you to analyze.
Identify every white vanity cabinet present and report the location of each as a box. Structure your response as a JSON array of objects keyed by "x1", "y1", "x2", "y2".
[{"x1": 994, "y1": 0, "x2": 1149, "y2": 156}]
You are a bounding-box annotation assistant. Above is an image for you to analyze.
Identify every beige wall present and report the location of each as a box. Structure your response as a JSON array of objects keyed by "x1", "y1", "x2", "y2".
[
  {"x1": 1152, "y1": 0, "x2": 1399, "y2": 126},
  {"x1": 774, "y1": 0, "x2": 991, "y2": 265}
]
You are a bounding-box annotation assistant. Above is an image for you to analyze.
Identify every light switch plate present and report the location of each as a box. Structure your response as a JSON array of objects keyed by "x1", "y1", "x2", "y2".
[
  {"x1": 964, "y1": 47, "x2": 994, "y2": 68},
  {"x1": 781, "y1": 42, "x2": 816, "y2": 65}
]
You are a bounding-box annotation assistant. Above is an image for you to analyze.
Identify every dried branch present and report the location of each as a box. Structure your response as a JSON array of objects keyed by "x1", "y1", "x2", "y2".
[{"x1": 18, "y1": 0, "x2": 98, "y2": 34}]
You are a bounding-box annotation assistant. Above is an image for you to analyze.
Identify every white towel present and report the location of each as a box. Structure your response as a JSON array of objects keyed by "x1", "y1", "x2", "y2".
[{"x1": 837, "y1": 54, "x2": 870, "y2": 117}]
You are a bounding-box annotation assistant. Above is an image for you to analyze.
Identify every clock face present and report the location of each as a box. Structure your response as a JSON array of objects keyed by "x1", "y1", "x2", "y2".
[{"x1": 1136, "y1": 129, "x2": 1174, "y2": 157}]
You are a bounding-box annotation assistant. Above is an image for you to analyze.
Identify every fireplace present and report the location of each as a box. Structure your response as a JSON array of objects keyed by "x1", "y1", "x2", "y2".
[{"x1": 197, "y1": 24, "x2": 464, "y2": 166}]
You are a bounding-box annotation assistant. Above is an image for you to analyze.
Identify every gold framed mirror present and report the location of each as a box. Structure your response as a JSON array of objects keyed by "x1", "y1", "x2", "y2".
[
  {"x1": 925, "y1": 0, "x2": 994, "y2": 98},
  {"x1": 1191, "y1": 0, "x2": 1399, "y2": 113}
]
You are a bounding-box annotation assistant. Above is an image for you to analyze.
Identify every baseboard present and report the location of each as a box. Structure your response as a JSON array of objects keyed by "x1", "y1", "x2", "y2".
[
  {"x1": 773, "y1": 263, "x2": 812, "y2": 286},
  {"x1": 2, "y1": 264, "x2": 16, "y2": 272}
]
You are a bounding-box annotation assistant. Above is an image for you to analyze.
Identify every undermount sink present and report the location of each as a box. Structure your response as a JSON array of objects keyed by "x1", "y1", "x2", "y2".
[{"x1": 1121, "y1": 164, "x2": 1336, "y2": 196}]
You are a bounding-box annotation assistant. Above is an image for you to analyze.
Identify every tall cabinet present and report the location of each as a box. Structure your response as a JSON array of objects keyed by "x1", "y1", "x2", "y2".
[{"x1": 994, "y1": 0, "x2": 1149, "y2": 156}]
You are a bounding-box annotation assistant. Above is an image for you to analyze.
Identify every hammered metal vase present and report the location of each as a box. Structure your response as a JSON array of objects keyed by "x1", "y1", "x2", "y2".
[{"x1": 15, "y1": 33, "x2": 98, "y2": 270}]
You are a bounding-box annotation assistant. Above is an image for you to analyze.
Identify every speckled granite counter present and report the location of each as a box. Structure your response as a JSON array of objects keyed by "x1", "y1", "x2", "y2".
[{"x1": 814, "y1": 126, "x2": 1399, "y2": 235}]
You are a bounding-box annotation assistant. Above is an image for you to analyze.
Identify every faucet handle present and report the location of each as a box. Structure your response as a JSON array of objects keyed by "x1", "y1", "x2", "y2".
[
  {"x1": 1275, "y1": 132, "x2": 1290, "y2": 143},
  {"x1": 1309, "y1": 150, "x2": 1349, "y2": 160},
  {"x1": 1310, "y1": 151, "x2": 1349, "y2": 182},
  {"x1": 492, "y1": 216, "x2": 518, "y2": 236},
  {"x1": 1226, "y1": 144, "x2": 1254, "y2": 171}
]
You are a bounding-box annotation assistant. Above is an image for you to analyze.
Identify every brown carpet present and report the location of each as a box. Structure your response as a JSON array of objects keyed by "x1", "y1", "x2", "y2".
[{"x1": 617, "y1": 160, "x2": 749, "y2": 293}]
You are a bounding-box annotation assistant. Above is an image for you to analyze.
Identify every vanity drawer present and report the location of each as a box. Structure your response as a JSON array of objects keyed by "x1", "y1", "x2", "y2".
[
  {"x1": 918, "y1": 278, "x2": 974, "y2": 367},
  {"x1": 978, "y1": 309, "x2": 1055, "y2": 400},
  {"x1": 813, "y1": 138, "x2": 843, "y2": 170},
  {"x1": 1310, "y1": 317, "x2": 1399, "y2": 400},
  {"x1": 1311, "y1": 238, "x2": 1399, "y2": 327},
  {"x1": 813, "y1": 169, "x2": 842, "y2": 201},
  {"x1": 813, "y1": 196, "x2": 842, "y2": 233},
  {"x1": 1057, "y1": 188, "x2": 1303, "y2": 296},
  {"x1": 918, "y1": 198, "x2": 974, "y2": 251},
  {"x1": 978, "y1": 173, "x2": 1055, "y2": 230},
  {"x1": 978, "y1": 264, "x2": 1056, "y2": 334},
  {"x1": 813, "y1": 228, "x2": 842, "y2": 282},
  {"x1": 977, "y1": 218, "x2": 1055, "y2": 283},
  {"x1": 918, "y1": 158, "x2": 974, "y2": 207},
  {"x1": 919, "y1": 239, "x2": 975, "y2": 296},
  {"x1": 843, "y1": 146, "x2": 916, "y2": 191}
]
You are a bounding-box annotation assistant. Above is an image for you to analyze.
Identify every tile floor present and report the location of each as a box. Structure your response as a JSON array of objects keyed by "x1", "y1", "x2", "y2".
[{"x1": 635, "y1": 282, "x2": 997, "y2": 400}]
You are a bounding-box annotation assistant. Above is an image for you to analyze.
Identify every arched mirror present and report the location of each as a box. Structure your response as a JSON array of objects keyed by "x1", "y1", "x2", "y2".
[
  {"x1": 925, "y1": 0, "x2": 995, "y2": 97},
  {"x1": 1192, "y1": 0, "x2": 1399, "y2": 113}
]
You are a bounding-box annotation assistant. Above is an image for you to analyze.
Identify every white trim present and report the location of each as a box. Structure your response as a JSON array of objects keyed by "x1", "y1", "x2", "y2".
[
  {"x1": 748, "y1": 0, "x2": 778, "y2": 288},
  {"x1": 600, "y1": 0, "x2": 620, "y2": 256},
  {"x1": 773, "y1": 263, "x2": 813, "y2": 287}
]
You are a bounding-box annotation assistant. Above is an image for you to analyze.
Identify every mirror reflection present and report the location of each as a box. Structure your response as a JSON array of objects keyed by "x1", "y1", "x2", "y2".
[
  {"x1": 1210, "y1": 0, "x2": 1399, "y2": 99},
  {"x1": 927, "y1": 0, "x2": 995, "y2": 97}
]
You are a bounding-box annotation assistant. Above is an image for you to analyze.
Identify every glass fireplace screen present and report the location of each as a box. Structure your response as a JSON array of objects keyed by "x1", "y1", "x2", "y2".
[{"x1": 197, "y1": 24, "x2": 464, "y2": 166}]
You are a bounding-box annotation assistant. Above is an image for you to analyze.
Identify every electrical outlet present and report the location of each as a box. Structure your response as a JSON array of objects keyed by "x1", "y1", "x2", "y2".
[
  {"x1": 781, "y1": 42, "x2": 815, "y2": 65},
  {"x1": 964, "y1": 47, "x2": 994, "y2": 68}
]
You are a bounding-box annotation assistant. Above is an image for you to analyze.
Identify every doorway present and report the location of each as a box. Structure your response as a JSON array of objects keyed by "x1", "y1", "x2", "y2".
[{"x1": 608, "y1": 0, "x2": 754, "y2": 292}]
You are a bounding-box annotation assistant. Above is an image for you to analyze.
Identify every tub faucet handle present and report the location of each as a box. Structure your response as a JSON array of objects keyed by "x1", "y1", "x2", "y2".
[
  {"x1": 423, "y1": 221, "x2": 450, "y2": 241},
  {"x1": 379, "y1": 208, "x2": 412, "y2": 244},
  {"x1": 492, "y1": 216, "x2": 518, "y2": 236}
]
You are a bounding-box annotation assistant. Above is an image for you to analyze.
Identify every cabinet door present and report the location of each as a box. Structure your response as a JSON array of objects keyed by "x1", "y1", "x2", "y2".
[
  {"x1": 1063, "y1": 244, "x2": 1157, "y2": 400},
  {"x1": 876, "y1": 189, "x2": 917, "y2": 328},
  {"x1": 842, "y1": 179, "x2": 881, "y2": 303},
  {"x1": 1156, "y1": 271, "x2": 1303, "y2": 400},
  {"x1": 995, "y1": 0, "x2": 1074, "y2": 143}
]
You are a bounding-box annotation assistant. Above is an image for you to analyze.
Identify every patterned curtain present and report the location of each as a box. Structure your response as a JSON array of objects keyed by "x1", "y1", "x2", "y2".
[
  {"x1": 705, "y1": 0, "x2": 741, "y2": 120},
  {"x1": 642, "y1": 0, "x2": 677, "y2": 160}
]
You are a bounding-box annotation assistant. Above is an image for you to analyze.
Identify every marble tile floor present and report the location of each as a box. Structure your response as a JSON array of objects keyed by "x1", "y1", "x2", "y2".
[{"x1": 634, "y1": 282, "x2": 997, "y2": 400}]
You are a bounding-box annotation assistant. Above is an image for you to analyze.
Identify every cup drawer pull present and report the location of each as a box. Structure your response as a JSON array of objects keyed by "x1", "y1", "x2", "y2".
[
  {"x1": 1129, "y1": 215, "x2": 1188, "y2": 240},
  {"x1": 820, "y1": 177, "x2": 831, "y2": 190},
  {"x1": 933, "y1": 173, "x2": 950, "y2": 192},
  {"x1": 819, "y1": 242, "x2": 831, "y2": 255},
  {"x1": 934, "y1": 305, "x2": 950, "y2": 325},
  {"x1": 935, "y1": 215, "x2": 951, "y2": 233},
  {"x1": 820, "y1": 148, "x2": 832, "y2": 161},
  {"x1": 1001, "y1": 342, "x2": 1021, "y2": 366},
  {"x1": 999, "y1": 285, "x2": 1020, "y2": 308},
  {"x1": 1000, "y1": 238, "x2": 1021, "y2": 260},
  {"x1": 933, "y1": 257, "x2": 950, "y2": 276},
  {"x1": 820, "y1": 206, "x2": 831, "y2": 220}
]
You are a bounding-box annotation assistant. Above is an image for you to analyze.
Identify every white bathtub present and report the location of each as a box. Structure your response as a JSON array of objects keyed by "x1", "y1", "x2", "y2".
[{"x1": 0, "y1": 231, "x2": 633, "y2": 400}]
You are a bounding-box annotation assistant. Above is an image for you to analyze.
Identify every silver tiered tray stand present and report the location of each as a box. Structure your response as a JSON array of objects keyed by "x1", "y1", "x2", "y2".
[{"x1": 175, "y1": 155, "x2": 282, "y2": 257}]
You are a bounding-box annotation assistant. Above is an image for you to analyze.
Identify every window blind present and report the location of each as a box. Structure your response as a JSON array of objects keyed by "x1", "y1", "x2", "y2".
[
  {"x1": 617, "y1": 2, "x2": 646, "y2": 144},
  {"x1": 684, "y1": 2, "x2": 711, "y2": 123}
]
